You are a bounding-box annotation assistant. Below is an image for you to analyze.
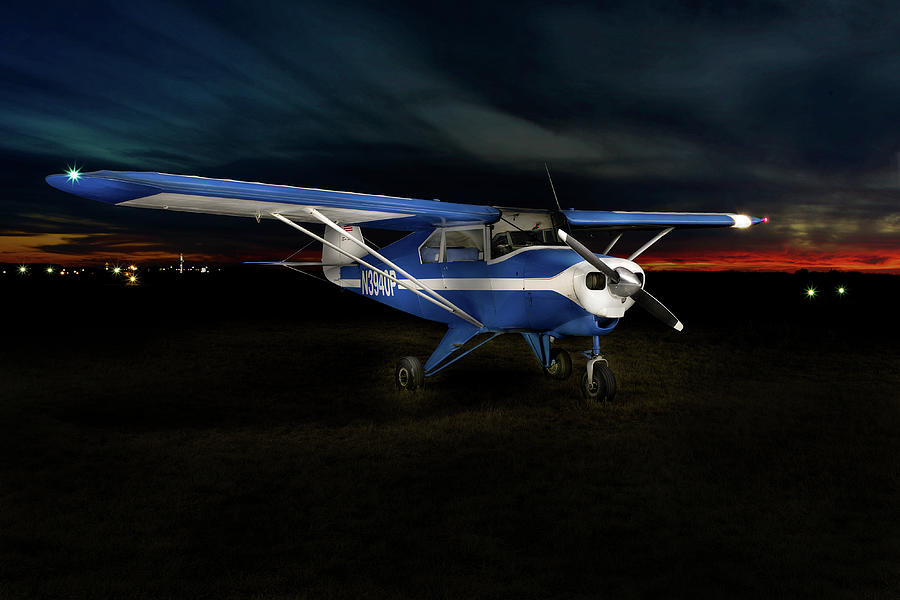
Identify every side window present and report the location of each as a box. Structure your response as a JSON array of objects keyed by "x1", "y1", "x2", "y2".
[
  {"x1": 420, "y1": 228, "x2": 486, "y2": 263},
  {"x1": 444, "y1": 229, "x2": 484, "y2": 262},
  {"x1": 420, "y1": 230, "x2": 442, "y2": 263}
]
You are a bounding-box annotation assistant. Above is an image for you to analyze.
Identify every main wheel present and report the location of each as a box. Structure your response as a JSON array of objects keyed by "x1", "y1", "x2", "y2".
[
  {"x1": 581, "y1": 363, "x2": 617, "y2": 402},
  {"x1": 544, "y1": 348, "x2": 572, "y2": 380},
  {"x1": 395, "y1": 356, "x2": 424, "y2": 391}
]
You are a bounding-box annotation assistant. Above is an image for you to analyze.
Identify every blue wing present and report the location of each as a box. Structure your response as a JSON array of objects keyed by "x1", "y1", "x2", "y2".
[
  {"x1": 45, "y1": 170, "x2": 500, "y2": 230},
  {"x1": 45, "y1": 170, "x2": 764, "y2": 231},
  {"x1": 562, "y1": 210, "x2": 764, "y2": 229}
]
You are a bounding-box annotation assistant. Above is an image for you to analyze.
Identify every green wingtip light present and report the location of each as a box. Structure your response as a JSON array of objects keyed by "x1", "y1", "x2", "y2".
[
  {"x1": 65, "y1": 163, "x2": 82, "y2": 184},
  {"x1": 805, "y1": 286, "x2": 817, "y2": 299},
  {"x1": 837, "y1": 286, "x2": 846, "y2": 296}
]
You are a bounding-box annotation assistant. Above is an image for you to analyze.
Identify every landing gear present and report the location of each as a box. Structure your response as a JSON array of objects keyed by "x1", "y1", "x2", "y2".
[
  {"x1": 581, "y1": 362, "x2": 616, "y2": 402},
  {"x1": 581, "y1": 335, "x2": 617, "y2": 402},
  {"x1": 395, "y1": 356, "x2": 424, "y2": 391},
  {"x1": 544, "y1": 348, "x2": 572, "y2": 380}
]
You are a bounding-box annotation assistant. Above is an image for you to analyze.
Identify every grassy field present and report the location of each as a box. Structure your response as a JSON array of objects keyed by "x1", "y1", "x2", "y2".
[{"x1": 1, "y1": 270, "x2": 898, "y2": 598}]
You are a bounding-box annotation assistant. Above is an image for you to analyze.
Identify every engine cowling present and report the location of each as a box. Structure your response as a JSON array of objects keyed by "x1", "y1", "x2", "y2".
[{"x1": 571, "y1": 258, "x2": 645, "y2": 318}]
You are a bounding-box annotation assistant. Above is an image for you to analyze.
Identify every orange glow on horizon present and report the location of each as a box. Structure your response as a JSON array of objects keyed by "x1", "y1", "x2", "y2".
[
  {"x1": 640, "y1": 247, "x2": 900, "y2": 273},
  {"x1": 0, "y1": 233, "x2": 302, "y2": 266},
  {"x1": 1, "y1": 232, "x2": 899, "y2": 273}
]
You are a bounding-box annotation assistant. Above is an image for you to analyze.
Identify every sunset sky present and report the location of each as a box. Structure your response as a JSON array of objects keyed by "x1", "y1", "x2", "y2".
[{"x1": 2, "y1": 1, "x2": 899, "y2": 272}]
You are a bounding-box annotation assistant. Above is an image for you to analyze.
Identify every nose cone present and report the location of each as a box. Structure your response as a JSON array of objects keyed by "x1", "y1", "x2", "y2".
[{"x1": 609, "y1": 266, "x2": 642, "y2": 298}]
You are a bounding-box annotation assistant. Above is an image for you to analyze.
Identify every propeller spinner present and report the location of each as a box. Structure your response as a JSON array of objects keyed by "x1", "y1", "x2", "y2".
[{"x1": 558, "y1": 230, "x2": 683, "y2": 331}]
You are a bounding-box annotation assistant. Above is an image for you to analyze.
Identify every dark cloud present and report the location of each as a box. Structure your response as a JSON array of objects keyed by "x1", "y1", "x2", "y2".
[{"x1": 1, "y1": 0, "x2": 899, "y2": 268}]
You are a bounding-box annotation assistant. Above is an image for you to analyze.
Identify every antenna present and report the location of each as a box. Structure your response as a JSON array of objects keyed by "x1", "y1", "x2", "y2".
[{"x1": 544, "y1": 162, "x2": 562, "y2": 211}]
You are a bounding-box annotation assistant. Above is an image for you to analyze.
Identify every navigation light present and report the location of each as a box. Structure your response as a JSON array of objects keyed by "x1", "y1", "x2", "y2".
[{"x1": 65, "y1": 163, "x2": 82, "y2": 184}]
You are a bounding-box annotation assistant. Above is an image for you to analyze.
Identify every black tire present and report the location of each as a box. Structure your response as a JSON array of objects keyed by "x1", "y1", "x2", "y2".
[
  {"x1": 544, "y1": 348, "x2": 572, "y2": 380},
  {"x1": 581, "y1": 363, "x2": 617, "y2": 402},
  {"x1": 598, "y1": 363, "x2": 617, "y2": 402},
  {"x1": 396, "y1": 356, "x2": 424, "y2": 391}
]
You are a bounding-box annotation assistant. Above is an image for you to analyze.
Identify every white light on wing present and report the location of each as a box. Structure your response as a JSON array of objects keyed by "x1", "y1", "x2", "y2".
[{"x1": 732, "y1": 214, "x2": 752, "y2": 228}]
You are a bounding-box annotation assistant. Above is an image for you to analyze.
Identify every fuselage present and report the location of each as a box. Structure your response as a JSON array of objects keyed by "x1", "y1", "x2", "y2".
[{"x1": 333, "y1": 229, "x2": 642, "y2": 338}]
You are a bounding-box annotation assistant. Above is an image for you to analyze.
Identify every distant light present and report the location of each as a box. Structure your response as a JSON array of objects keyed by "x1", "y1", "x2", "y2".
[
  {"x1": 19, "y1": 266, "x2": 27, "y2": 273},
  {"x1": 805, "y1": 286, "x2": 817, "y2": 298},
  {"x1": 65, "y1": 163, "x2": 82, "y2": 184},
  {"x1": 46, "y1": 267, "x2": 54, "y2": 274},
  {"x1": 837, "y1": 286, "x2": 846, "y2": 296},
  {"x1": 113, "y1": 267, "x2": 121, "y2": 274},
  {"x1": 129, "y1": 275, "x2": 136, "y2": 282},
  {"x1": 129, "y1": 265, "x2": 136, "y2": 271}
]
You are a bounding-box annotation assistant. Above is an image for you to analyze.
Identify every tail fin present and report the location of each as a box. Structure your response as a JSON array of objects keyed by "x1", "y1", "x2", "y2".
[{"x1": 323, "y1": 225, "x2": 366, "y2": 283}]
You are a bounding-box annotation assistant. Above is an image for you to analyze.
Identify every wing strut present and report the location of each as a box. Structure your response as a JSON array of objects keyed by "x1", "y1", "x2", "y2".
[
  {"x1": 270, "y1": 213, "x2": 484, "y2": 329},
  {"x1": 628, "y1": 227, "x2": 674, "y2": 261},
  {"x1": 305, "y1": 208, "x2": 485, "y2": 328},
  {"x1": 603, "y1": 233, "x2": 623, "y2": 255}
]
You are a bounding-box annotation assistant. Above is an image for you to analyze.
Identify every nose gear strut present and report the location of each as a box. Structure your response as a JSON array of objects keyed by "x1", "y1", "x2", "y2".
[{"x1": 581, "y1": 335, "x2": 617, "y2": 402}]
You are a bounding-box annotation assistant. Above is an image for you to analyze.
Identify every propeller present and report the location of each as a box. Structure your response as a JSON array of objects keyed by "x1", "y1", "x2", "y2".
[{"x1": 558, "y1": 229, "x2": 684, "y2": 332}]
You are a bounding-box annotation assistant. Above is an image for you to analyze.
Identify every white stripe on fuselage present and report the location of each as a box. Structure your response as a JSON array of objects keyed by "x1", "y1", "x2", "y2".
[
  {"x1": 339, "y1": 262, "x2": 582, "y2": 304},
  {"x1": 339, "y1": 246, "x2": 577, "y2": 290}
]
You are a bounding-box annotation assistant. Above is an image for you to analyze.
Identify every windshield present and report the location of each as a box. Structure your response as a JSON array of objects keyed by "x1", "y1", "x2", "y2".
[
  {"x1": 509, "y1": 230, "x2": 551, "y2": 246},
  {"x1": 491, "y1": 229, "x2": 563, "y2": 257}
]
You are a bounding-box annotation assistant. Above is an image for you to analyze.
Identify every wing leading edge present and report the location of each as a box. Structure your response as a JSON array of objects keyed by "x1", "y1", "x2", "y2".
[{"x1": 45, "y1": 170, "x2": 500, "y2": 230}]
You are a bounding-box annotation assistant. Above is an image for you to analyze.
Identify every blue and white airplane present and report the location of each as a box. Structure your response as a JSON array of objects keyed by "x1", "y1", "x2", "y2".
[{"x1": 46, "y1": 169, "x2": 765, "y2": 400}]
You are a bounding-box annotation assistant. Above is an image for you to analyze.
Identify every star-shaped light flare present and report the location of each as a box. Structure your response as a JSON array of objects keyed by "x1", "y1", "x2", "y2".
[{"x1": 65, "y1": 163, "x2": 82, "y2": 184}]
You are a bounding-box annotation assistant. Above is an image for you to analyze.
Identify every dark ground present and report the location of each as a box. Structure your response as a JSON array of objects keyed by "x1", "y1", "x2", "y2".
[{"x1": 1, "y1": 267, "x2": 899, "y2": 598}]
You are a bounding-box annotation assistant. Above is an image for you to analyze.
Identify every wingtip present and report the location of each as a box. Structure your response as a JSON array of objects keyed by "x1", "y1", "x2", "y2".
[
  {"x1": 45, "y1": 174, "x2": 68, "y2": 191},
  {"x1": 557, "y1": 229, "x2": 568, "y2": 241},
  {"x1": 674, "y1": 321, "x2": 684, "y2": 332}
]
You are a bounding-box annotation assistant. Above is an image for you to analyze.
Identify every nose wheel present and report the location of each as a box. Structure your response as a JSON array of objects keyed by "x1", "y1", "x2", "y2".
[
  {"x1": 581, "y1": 361, "x2": 616, "y2": 401},
  {"x1": 581, "y1": 335, "x2": 617, "y2": 402}
]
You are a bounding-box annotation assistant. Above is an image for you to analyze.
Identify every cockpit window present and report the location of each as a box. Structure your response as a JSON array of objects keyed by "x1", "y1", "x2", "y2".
[
  {"x1": 420, "y1": 230, "x2": 442, "y2": 263},
  {"x1": 420, "y1": 228, "x2": 485, "y2": 263},
  {"x1": 491, "y1": 229, "x2": 562, "y2": 257}
]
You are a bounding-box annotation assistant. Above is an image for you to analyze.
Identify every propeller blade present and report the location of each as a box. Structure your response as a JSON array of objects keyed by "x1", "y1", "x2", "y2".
[
  {"x1": 557, "y1": 229, "x2": 619, "y2": 283},
  {"x1": 558, "y1": 229, "x2": 682, "y2": 331},
  {"x1": 634, "y1": 288, "x2": 684, "y2": 331}
]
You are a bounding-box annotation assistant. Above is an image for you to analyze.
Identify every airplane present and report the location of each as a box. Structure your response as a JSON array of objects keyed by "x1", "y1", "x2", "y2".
[{"x1": 46, "y1": 169, "x2": 765, "y2": 400}]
